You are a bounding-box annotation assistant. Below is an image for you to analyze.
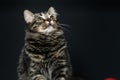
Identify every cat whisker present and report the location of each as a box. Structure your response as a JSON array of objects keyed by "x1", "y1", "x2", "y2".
[
  {"x1": 58, "y1": 24, "x2": 72, "y2": 36},
  {"x1": 59, "y1": 23, "x2": 70, "y2": 27},
  {"x1": 59, "y1": 23, "x2": 71, "y2": 30}
]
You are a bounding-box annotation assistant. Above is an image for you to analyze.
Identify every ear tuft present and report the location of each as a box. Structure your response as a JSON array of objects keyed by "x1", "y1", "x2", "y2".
[
  {"x1": 24, "y1": 10, "x2": 34, "y2": 23},
  {"x1": 48, "y1": 7, "x2": 57, "y2": 18}
]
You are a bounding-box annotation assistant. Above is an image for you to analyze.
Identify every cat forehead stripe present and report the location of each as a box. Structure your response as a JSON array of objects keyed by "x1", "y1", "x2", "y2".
[{"x1": 39, "y1": 13, "x2": 51, "y2": 19}]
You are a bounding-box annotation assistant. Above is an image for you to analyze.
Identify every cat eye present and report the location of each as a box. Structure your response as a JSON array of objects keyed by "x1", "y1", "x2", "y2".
[
  {"x1": 50, "y1": 16, "x2": 54, "y2": 20},
  {"x1": 50, "y1": 15, "x2": 57, "y2": 22},
  {"x1": 39, "y1": 17, "x2": 43, "y2": 20},
  {"x1": 39, "y1": 17, "x2": 45, "y2": 22},
  {"x1": 34, "y1": 17, "x2": 44, "y2": 23}
]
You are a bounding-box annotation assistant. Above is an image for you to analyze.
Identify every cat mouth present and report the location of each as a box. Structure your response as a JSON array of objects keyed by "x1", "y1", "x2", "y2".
[{"x1": 37, "y1": 25, "x2": 56, "y2": 34}]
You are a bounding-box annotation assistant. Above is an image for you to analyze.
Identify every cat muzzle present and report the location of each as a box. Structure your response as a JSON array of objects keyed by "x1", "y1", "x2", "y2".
[{"x1": 37, "y1": 25, "x2": 56, "y2": 35}]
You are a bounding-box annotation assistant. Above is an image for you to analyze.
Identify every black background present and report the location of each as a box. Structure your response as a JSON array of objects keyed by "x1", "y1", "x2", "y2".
[{"x1": 1, "y1": 0, "x2": 120, "y2": 80}]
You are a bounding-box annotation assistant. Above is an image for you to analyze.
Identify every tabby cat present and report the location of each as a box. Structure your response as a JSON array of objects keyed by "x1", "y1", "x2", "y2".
[{"x1": 17, "y1": 7, "x2": 72, "y2": 80}]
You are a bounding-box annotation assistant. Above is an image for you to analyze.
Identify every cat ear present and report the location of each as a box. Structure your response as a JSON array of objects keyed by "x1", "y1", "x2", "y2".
[
  {"x1": 24, "y1": 10, "x2": 34, "y2": 23},
  {"x1": 47, "y1": 7, "x2": 57, "y2": 18}
]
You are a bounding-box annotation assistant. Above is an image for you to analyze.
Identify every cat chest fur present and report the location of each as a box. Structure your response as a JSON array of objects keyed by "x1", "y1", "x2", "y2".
[{"x1": 24, "y1": 44, "x2": 68, "y2": 80}]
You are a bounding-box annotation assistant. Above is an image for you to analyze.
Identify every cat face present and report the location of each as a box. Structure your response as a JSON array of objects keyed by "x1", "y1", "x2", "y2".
[{"x1": 24, "y1": 7, "x2": 58, "y2": 35}]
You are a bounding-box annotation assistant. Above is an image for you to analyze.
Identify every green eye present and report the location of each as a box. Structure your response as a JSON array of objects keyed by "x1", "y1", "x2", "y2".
[
  {"x1": 39, "y1": 17, "x2": 42, "y2": 20},
  {"x1": 39, "y1": 17, "x2": 46, "y2": 22},
  {"x1": 50, "y1": 15, "x2": 54, "y2": 19}
]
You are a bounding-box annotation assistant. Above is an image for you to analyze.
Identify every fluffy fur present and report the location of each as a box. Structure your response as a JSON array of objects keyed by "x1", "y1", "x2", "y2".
[{"x1": 17, "y1": 7, "x2": 72, "y2": 80}]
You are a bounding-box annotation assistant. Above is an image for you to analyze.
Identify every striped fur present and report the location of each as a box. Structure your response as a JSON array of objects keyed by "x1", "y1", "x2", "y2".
[{"x1": 17, "y1": 7, "x2": 72, "y2": 80}]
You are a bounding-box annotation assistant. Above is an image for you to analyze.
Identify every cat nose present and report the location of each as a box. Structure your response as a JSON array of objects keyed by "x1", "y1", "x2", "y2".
[
  {"x1": 49, "y1": 21, "x2": 54, "y2": 25},
  {"x1": 45, "y1": 21, "x2": 54, "y2": 25},
  {"x1": 45, "y1": 21, "x2": 50, "y2": 25}
]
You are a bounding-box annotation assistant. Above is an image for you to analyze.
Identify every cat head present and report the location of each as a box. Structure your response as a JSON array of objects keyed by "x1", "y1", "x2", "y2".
[{"x1": 24, "y1": 7, "x2": 59, "y2": 35}]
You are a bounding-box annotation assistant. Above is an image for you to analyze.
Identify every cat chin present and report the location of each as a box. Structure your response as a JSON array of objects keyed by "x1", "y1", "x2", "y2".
[{"x1": 37, "y1": 25, "x2": 56, "y2": 35}]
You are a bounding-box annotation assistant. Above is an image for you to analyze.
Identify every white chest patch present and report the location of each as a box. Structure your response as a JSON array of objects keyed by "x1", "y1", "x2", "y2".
[{"x1": 38, "y1": 26, "x2": 55, "y2": 35}]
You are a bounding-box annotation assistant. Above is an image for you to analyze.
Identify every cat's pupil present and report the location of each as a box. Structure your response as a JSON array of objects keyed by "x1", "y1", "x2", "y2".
[
  {"x1": 50, "y1": 16, "x2": 53, "y2": 19},
  {"x1": 39, "y1": 17, "x2": 45, "y2": 22},
  {"x1": 37, "y1": 19, "x2": 43, "y2": 23}
]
